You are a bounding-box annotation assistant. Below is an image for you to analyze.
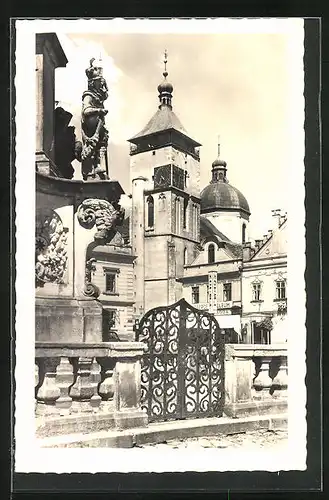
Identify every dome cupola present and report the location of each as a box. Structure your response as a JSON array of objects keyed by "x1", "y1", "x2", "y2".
[{"x1": 201, "y1": 139, "x2": 250, "y2": 215}]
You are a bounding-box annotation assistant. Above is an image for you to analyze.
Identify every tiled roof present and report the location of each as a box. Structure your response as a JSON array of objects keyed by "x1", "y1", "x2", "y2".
[
  {"x1": 200, "y1": 216, "x2": 230, "y2": 242},
  {"x1": 129, "y1": 106, "x2": 188, "y2": 141},
  {"x1": 201, "y1": 181, "x2": 250, "y2": 215},
  {"x1": 200, "y1": 216, "x2": 243, "y2": 259},
  {"x1": 117, "y1": 217, "x2": 130, "y2": 241}
]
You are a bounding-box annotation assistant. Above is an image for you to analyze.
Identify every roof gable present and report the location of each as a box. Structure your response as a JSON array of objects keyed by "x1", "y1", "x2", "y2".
[{"x1": 251, "y1": 219, "x2": 287, "y2": 260}]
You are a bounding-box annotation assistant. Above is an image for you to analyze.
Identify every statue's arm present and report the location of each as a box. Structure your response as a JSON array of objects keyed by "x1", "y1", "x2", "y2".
[
  {"x1": 82, "y1": 95, "x2": 108, "y2": 120},
  {"x1": 82, "y1": 95, "x2": 101, "y2": 117}
]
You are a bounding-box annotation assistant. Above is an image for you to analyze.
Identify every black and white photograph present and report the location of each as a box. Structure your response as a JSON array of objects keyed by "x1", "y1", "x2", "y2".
[{"x1": 14, "y1": 18, "x2": 307, "y2": 473}]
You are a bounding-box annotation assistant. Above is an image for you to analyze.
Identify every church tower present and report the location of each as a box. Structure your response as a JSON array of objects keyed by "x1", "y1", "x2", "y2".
[{"x1": 128, "y1": 52, "x2": 202, "y2": 314}]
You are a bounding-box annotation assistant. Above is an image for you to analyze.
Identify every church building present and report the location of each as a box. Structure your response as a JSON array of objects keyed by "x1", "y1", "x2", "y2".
[
  {"x1": 125, "y1": 53, "x2": 253, "y2": 339},
  {"x1": 127, "y1": 52, "x2": 202, "y2": 316}
]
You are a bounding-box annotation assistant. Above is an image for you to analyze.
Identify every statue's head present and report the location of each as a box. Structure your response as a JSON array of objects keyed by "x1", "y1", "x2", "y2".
[{"x1": 85, "y1": 58, "x2": 109, "y2": 101}]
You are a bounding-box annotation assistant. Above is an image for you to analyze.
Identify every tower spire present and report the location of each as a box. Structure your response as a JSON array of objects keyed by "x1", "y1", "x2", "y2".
[
  {"x1": 211, "y1": 135, "x2": 227, "y2": 183},
  {"x1": 163, "y1": 49, "x2": 168, "y2": 76},
  {"x1": 157, "y1": 49, "x2": 173, "y2": 109}
]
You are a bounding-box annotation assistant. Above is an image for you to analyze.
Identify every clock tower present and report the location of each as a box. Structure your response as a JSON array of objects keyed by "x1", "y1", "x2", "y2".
[{"x1": 128, "y1": 51, "x2": 202, "y2": 314}]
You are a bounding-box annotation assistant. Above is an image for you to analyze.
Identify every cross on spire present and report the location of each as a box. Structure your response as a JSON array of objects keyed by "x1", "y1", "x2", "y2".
[
  {"x1": 217, "y1": 134, "x2": 221, "y2": 156},
  {"x1": 163, "y1": 49, "x2": 168, "y2": 77}
]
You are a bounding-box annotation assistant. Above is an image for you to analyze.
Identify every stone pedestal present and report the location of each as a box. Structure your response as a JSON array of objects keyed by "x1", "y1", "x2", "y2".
[
  {"x1": 35, "y1": 297, "x2": 103, "y2": 343},
  {"x1": 113, "y1": 343, "x2": 148, "y2": 430}
]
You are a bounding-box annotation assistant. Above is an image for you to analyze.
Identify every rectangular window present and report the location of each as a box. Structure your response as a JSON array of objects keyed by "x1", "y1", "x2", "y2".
[
  {"x1": 252, "y1": 283, "x2": 261, "y2": 301},
  {"x1": 223, "y1": 282, "x2": 232, "y2": 302},
  {"x1": 253, "y1": 323, "x2": 271, "y2": 344},
  {"x1": 276, "y1": 280, "x2": 286, "y2": 299},
  {"x1": 105, "y1": 272, "x2": 116, "y2": 294},
  {"x1": 192, "y1": 286, "x2": 200, "y2": 304},
  {"x1": 107, "y1": 310, "x2": 116, "y2": 329}
]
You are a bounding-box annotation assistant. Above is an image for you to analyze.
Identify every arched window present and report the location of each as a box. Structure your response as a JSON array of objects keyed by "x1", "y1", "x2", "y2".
[
  {"x1": 147, "y1": 195, "x2": 154, "y2": 228},
  {"x1": 183, "y1": 198, "x2": 188, "y2": 229},
  {"x1": 208, "y1": 244, "x2": 215, "y2": 264},
  {"x1": 184, "y1": 247, "x2": 187, "y2": 265},
  {"x1": 242, "y1": 223, "x2": 246, "y2": 244},
  {"x1": 175, "y1": 197, "x2": 181, "y2": 233}
]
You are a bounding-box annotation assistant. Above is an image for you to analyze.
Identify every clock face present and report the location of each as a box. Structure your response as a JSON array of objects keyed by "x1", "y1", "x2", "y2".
[
  {"x1": 154, "y1": 165, "x2": 172, "y2": 188},
  {"x1": 172, "y1": 165, "x2": 185, "y2": 191}
]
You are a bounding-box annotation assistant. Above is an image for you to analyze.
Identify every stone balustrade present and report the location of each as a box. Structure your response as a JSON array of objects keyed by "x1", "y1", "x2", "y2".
[
  {"x1": 224, "y1": 344, "x2": 288, "y2": 418},
  {"x1": 35, "y1": 341, "x2": 148, "y2": 435}
]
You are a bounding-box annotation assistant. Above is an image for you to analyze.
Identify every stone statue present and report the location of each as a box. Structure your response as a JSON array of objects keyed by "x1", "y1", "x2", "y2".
[{"x1": 81, "y1": 58, "x2": 109, "y2": 181}]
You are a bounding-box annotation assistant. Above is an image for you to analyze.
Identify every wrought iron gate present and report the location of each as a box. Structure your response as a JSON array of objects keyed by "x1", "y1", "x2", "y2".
[{"x1": 136, "y1": 298, "x2": 225, "y2": 423}]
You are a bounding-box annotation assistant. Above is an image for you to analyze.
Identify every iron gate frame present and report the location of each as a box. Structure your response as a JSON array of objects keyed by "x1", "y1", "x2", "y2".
[{"x1": 136, "y1": 298, "x2": 225, "y2": 423}]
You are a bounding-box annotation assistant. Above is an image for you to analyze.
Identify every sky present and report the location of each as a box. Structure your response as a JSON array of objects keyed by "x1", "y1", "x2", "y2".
[{"x1": 54, "y1": 29, "x2": 304, "y2": 240}]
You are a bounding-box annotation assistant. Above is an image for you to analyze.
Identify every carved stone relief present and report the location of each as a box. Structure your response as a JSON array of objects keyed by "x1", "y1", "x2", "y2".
[
  {"x1": 77, "y1": 198, "x2": 125, "y2": 242},
  {"x1": 83, "y1": 257, "x2": 100, "y2": 298},
  {"x1": 35, "y1": 209, "x2": 69, "y2": 286}
]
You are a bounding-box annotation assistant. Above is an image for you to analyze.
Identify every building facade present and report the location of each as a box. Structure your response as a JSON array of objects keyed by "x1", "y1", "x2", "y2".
[{"x1": 241, "y1": 213, "x2": 288, "y2": 344}]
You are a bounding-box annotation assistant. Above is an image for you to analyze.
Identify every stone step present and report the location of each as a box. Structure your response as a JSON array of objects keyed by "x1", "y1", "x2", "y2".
[{"x1": 37, "y1": 413, "x2": 288, "y2": 449}]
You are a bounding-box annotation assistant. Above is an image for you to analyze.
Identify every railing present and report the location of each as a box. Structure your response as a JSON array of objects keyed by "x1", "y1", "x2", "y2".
[
  {"x1": 224, "y1": 344, "x2": 288, "y2": 418},
  {"x1": 35, "y1": 341, "x2": 148, "y2": 433}
]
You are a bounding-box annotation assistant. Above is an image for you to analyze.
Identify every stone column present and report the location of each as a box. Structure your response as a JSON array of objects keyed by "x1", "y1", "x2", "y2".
[
  {"x1": 131, "y1": 177, "x2": 147, "y2": 316},
  {"x1": 35, "y1": 33, "x2": 68, "y2": 175},
  {"x1": 111, "y1": 342, "x2": 148, "y2": 430}
]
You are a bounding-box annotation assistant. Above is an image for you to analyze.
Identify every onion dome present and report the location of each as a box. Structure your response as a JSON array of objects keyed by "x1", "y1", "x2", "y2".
[
  {"x1": 201, "y1": 140, "x2": 250, "y2": 215},
  {"x1": 158, "y1": 50, "x2": 173, "y2": 108}
]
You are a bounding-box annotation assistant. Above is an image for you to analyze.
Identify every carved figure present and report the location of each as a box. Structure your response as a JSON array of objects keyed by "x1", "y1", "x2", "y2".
[
  {"x1": 35, "y1": 210, "x2": 69, "y2": 286},
  {"x1": 81, "y1": 58, "x2": 109, "y2": 181}
]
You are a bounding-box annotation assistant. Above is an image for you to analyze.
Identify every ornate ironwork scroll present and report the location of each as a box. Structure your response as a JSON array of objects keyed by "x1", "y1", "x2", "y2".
[{"x1": 136, "y1": 298, "x2": 225, "y2": 423}]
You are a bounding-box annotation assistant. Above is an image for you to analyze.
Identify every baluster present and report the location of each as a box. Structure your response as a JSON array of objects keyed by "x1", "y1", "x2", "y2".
[
  {"x1": 271, "y1": 356, "x2": 288, "y2": 396},
  {"x1": 55, "y1": 357, "x2": 74, "y2": 415},
  {"x1": 35, "y1": 362, "x2": 39, "y2": 410},
  {"x1": 253, "y1": 357, "x2": 272, "y2": 393},
  {"x1": 98, "y1": 358, "x2": 115, "y2": 401},
  {"x1": 36, "y1": 357, "x2": 60, "y2": 405},
  {"x1": 35, "y1": 362, "x2": 39, "y2": 387},
  {"x1": 70, "y1": 357, "x2": 97, "y2": 411},
  {"x1": 90, "y1": 357, "x2": 101, "y2": 411}
]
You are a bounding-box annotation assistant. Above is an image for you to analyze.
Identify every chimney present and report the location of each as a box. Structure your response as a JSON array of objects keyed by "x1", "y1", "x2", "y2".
[
  {"x1": 254, "y1": 239, "x2": 263, "y2": 251},
  {"x1": 243, "y1": 242, "x2": 252, "y2": 261},
  {"x1": 268, "y1": 229, "x2": 273, "y2": 238},
  {"x1": 279, "y1": 213, "x2": 287, "y2": 226},
  {"x1": 271, "y1": 208, "x2": 282, "y2": 229}
]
